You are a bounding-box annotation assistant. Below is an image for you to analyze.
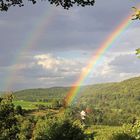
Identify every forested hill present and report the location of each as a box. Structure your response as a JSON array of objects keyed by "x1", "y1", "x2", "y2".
[
  {"x1": 13, "y1": 76, "x2": 140, "y2": 103},
  {"x1": 13, "y1": 87, "x2": 70, "y2": 101}
]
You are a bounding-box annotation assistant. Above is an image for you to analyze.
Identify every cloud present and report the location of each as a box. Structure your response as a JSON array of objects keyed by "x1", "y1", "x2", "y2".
[
  {"x1": 5, "y1": 53, "x2": 83, "y2": 90},
  {"x1": 34, "y1": 54, "x2": 60, "y2": 69},
  {"x1": 34, "y1": 53, "x2": 84, "y2": 76},
  {"x1": 0, "y1": 0, "x2": 140, "y2": 90},
  {"x1": 82, "y1": 52, "x2": 140, "y2": 84},
  {"x1": 109, "y1": 53, "x2": 140, "y2": 74}
]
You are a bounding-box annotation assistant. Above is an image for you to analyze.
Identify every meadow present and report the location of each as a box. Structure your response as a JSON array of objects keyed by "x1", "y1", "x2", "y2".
[{"x1": 13, "y1": 100, "x2": 51, "y2": 109}]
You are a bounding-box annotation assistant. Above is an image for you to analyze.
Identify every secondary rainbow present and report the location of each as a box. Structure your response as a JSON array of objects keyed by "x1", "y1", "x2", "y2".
[
  {"x1": 65, "y1": 14, "x2": 133, "y2": 106},
  {"x1": 4, "y1": 7, "x2": 56, "y2": 91}
]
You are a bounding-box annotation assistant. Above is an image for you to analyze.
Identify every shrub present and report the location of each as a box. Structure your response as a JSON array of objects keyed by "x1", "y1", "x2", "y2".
[
  {"x1": 109, "y1": 133, "x2": 136, "y2": 140},
  {"x1": 32, "y1": 118, "x2": 87, "y2": 140}
]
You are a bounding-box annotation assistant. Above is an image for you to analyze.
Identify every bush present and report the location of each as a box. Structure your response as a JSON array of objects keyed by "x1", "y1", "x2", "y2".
[
  {"x1": 109, "y1": 133, "x2": 136, "y2": 140},
  {"x1": 33, "y1": 118, "x2": 87, "y2": 140},
  {"x1": 17, "y1": 116, "x2": 33, "y2": 140},
  {"x1": 131, "y1": 120, "x2": 140, "y2": 139},
  {"x1": 15, "y1": 105, "x2": 23, "y2": 115}
]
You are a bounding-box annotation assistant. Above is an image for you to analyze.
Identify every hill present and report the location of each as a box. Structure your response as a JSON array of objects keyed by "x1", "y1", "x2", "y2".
[
  {"x1": 13, "y1": 76, "x2": 140, "y2": 103},
  {"x1": 13, "y1": 87, "x2": 70, "y2": 102}
]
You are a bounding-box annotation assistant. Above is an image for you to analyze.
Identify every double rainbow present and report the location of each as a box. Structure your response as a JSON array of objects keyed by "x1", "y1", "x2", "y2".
[{"x1": 3, "y1": 6, "x2": 135, "y2": 105}]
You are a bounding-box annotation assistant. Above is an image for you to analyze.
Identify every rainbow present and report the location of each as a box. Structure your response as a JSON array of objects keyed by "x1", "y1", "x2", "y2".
[
  {"x1": 4, "y1": 7, "x2": 56, "y2": 91},
  {"x1": 65, "y1": 14, "x2": 133, "y2": 106}
]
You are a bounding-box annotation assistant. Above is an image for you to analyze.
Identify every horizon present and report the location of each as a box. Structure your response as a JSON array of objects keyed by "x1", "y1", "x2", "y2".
[{"x1": 1, "y1": 75, "x2": 139, "y2": 92}]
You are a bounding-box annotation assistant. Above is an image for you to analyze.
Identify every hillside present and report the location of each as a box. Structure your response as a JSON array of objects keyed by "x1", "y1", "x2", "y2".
[
  {"x1": 13, "y1": 76, "x2": 140, "y2": 103},
  {"x1": 13, "y1": 87, "x2": 70, "y2": 101}
]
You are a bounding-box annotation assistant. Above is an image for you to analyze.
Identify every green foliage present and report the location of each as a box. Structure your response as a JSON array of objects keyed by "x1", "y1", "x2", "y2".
[
  {"x1": 0, "y1": 95, "x2": 90, "y2": 139},
  {"x1": 36, "y1": 104, "x2": 46, "y2": 110},
  {"x1": 13, "y1": 87, "x2": 70, "y2": 102},
  {"x1": 17, "y1": 116, "x2": 33, "y2": 140},
  {"x1": 63, "y1": 107, "x2": 80, "y2": 120},
  {"x1": 78, "y1": 76, "x2": 140, "y2": 125},
  {"x1": 131, "y1": 120, "x2": 140, "y2": 139},
  {"x1": 13, "y1": 100, "x2": 51, "y2": 109},
  {"x1": 0, "y1": 94, "x2": 19, "y2": 139},
  {"x1": 33, "y1": 118, "x2": 87, "y2": 140},
  {"x1": 109, "y1": 133, "x2": 136, "y2": 140},
  {"x1": 15, "y1": 105, "x2": 23, "y2": 115},
  {"x1": 107, "y1": 120, "x2": 140, "y2": 140},
  {"x1": 51, "y1": 99, "x2": 61, "y2": 109},
  {"x1": 91, "y1": 125, "x2": 123, "y2": 140},
  {"x1": 1, "y1": 76, "x2": 139, "y2": 139}
]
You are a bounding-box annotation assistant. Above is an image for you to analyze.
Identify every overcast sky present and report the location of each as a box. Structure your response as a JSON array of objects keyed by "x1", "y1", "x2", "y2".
[{"x1": 0, "y1": 0, "x2": 140, "y2": 91}]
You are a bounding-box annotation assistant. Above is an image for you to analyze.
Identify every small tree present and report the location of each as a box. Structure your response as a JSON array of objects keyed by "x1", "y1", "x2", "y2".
[
  {"x1": 15, "y1": 105, "x2": 23, "y2": 115},
  {"x1": 51, "y1": 99, "x2": 60, "y2": 109}
]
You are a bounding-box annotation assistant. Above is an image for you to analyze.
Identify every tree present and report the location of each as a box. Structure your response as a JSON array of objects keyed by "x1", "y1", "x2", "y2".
[
  {"x1": 0, "y1": 94, "x2": 19, "y2": 139},
  {"x1": 32, "y1": 118, "x2": 87, "y2": 140},
  {"x1": 51, "y1": 99, "x2": 61, "y2": 109},
  {"x1": 110, "y1": 120, "x2": 140, "y2": 140},
  {"x1": 15, "y1": 105, "x2": 23, "y2": 115},
  {"x1": 0, "y1": 0, "x2": 95, "y2": 11}
]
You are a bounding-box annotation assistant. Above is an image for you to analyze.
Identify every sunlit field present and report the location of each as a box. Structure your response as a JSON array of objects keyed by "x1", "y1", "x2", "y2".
[{"x1": 13, "y1": 100, "x2": 51, "y2": 109}]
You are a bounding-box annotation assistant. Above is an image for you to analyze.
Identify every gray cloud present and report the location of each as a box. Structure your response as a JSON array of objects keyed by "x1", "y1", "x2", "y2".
[
  {"x1": 0, "y1": 0, "x2": 140, "y2": 90},
  {"x1": 109, "y1": 54, "x2": 140, "y2": 73}
]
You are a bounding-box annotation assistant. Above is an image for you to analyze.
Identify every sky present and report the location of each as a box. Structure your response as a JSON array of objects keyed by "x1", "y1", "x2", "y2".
[{"x1": 0, "y1": 0, "x2": 140, "y2": 91}]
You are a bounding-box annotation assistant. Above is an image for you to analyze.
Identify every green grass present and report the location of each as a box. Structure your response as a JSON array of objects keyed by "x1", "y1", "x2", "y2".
[
  {"x1": 85, "y1": 125, "x2": 123, "y2": 140},
  {"x1": 13, "y1": 100, "x2": 51, "y2": 109}
]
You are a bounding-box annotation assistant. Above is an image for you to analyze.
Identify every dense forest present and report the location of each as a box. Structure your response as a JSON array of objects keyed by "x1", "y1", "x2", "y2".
[{"x1": 13, "y1": 76, "x2": 140, "y2": 102}]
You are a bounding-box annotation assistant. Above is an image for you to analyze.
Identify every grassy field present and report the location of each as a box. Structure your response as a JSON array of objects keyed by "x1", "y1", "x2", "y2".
[
  {"x1": 85, "y1": 125, "x2": 122, "y2": 140},
  {"x1": 13, "y1": 100, "x2": 51, "y2": 109}
]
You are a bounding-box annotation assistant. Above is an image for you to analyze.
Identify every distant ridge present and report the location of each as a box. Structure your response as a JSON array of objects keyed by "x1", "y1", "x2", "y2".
[{"x1": 12, "y1": 76, "x2": 140, "y2": 102}]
